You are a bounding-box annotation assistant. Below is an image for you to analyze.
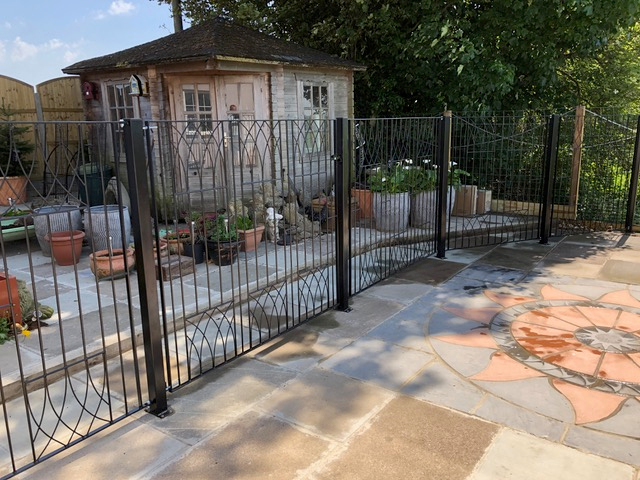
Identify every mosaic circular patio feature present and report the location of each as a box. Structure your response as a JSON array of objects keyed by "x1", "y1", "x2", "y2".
[{"x1": 490, "y1": 300, "x2": 640, "y2": 396}]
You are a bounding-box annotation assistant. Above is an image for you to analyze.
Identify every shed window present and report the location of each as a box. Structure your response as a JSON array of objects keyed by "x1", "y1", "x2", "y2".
[
  {"x1": 301, "y1": 83, "x2": 330, "y2": 156},
  {"x1": 182, "y1": 84, "x2": 212, "y2": 135},
  {"x1": 105, "y1": 82, "x2": 137, "y2": 159}
]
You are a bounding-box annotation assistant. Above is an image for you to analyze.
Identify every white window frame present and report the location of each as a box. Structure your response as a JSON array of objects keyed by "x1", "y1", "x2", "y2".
[
  {"x1": 181, "y1": 83, "x2": 213, "y2": 136},
  {"x1": 104, "y1": 80, "x2": 140, "y2": 160},
  {"x1": 296, "y1": 80, "x2": 334, "y2": 161}
]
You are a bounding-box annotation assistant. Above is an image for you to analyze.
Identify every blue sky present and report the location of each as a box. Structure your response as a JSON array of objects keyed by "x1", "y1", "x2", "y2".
[{"x1": 1, "y1": 1, "x2": 191, "y2": 86}]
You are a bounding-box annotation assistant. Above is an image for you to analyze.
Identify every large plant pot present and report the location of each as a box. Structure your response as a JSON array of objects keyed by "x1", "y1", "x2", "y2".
[
  {"x1": 46, "y1": 230, "x2": 85, "y2": 266},
  {"x1": 89, "y1": 247, "x2": 135, "y2": 280},
  {"x1": 33, "y1": 205, "x2": 83, "y2": 257},
  {"x1": 410, "y1": 188, "x2": 456, "y2": 228},
  {"x1": 0, "y1": 272, "x2": 22, "y2": 325},
  {"x1": 183, "y1": 240, "x2": 205, "y2": 264},
  {"x1": 0, "y1": 176, "x2": 28, "y2": 206},
  {"x1": 372, "y1": 192, "x2": 410, "y2": 232},
  {"x1": 84, "y1": 205, "x2": 131, "y2": 252},
  {"x1": 206, "y1": 240, "x2": 240, "y2": 266},
  {"x1": 237, "y1": 225, "x2": 265, "y2": 252},
  {"x1": 451, "y1": 185, "x2": 478, "y2": 216}
]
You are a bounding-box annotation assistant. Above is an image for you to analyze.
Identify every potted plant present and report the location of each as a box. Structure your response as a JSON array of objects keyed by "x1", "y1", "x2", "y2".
[
  {"x1": 205, "y1": 214, "x2": 239, "y2": 265},
  {"x1": 369, "y1": 160, "x2": 411, "y2": 232},
  {"x1": 0, "y1": 207, "x2": 35, "y2": 242},
  {"x1": 182, "y1": 212, "x2": 205, "y2": 264},
  {"x1": 235, "y1": 215, "x2": 265, "y2": 252},
  {"x1": 163, "y1": 228, "x2": 191, "y2": 255},
  {"x1": 0, "y1": 103, "x2": 35, "y2": 206}
]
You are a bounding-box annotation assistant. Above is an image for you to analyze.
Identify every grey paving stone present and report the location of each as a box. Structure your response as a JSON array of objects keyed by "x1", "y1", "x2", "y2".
[
  {"x1": 600, "y1": 259, "x2": 640, "y2": 284},
  {"x1": 473, "y1": 377, "x2": 575, "y2": 423},
  {"x1": 256, "y1": 368, "x2": 394, "y2": 441},
  {"x1": 473, "y1": 394, "x2": 566, "y2": 441},
  {"x1": 366, "y1": 303, "x2": 433, "y2": 352},
  {"x1": 429, "y1": 339, "x2": 495, "y2": 377},
  {"x1": 402, "y1": 361, "x2": 485, "y2": 412},
  {"x1": 320, "y1": 337, "x2": 434, "y2": 391},
  {"x1": 362, "y1": 278, "x2": 434, "y2": 305},
  {"x1": 251, "y1": 325, "x2": 353, "y2": 371},
  {"x1": 469, "y1": 429, "x2": 635, "y2": 480},
  {"x1": 564, "y1": 425, "x2": 640, "y2": 466},
  {"x1": 150, "y1": 411, "x2": 329, "y2": 480},
  {"x1": 457, "y1": 264, "x2": 526, "y2": 284},
  {"x1": 582, "y1": 397, "x2": 640, "y2": 439}
]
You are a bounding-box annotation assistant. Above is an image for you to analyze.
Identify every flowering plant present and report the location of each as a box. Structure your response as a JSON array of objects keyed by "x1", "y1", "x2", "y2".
[{"x1": 369, "y1": 161, "x2": 411, "y2": 194}]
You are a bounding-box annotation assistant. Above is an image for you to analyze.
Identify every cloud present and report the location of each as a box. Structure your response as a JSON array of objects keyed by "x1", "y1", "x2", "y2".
[
  {"x1": 11, "y1": 37, "x2": 38, "y2": 61},
  {"x1": 0, "y1": 41, "x2": 5, "y2": 62},
  {"x1": 108, "y1": 0, "x2": 135, "y2": 16},
  {"x1": 9, "y1": 37, "x2": 78, "y2": 62},
  {"x1": 63, "y1": 50, "x2": 79, "y2": 63}
]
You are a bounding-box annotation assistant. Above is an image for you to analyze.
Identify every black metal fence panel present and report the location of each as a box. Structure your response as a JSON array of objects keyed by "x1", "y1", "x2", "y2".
[
  {"x1": 146, "y1": 119, "x2": 338, "y2": 389},
  {"x1": 1, "y1": 110, "x2": 640, "y2": 476},
  {"x1": 0, "y1": 122, "x2": 145, "y2": 477}
]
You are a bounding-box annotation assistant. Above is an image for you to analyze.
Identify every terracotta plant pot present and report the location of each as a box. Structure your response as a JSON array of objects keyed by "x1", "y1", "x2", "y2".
[
  {"x1": 351, "y1": 188, "x2": 373, "y2": 220},
  {"x1": 0, "y1": 272, "x2": 22, "y2": 325},
  {"x1": 237, "y1": 225, "x2": 265, "y2": 252},
  {"x1": 45, "y1": 230, "x2": 85, "y2": 266},
  {"x1": 89, "y1": 247, "x2": 135, "y2": 280}
]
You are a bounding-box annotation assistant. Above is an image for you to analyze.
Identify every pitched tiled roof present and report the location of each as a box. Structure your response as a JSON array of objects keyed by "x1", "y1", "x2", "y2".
[{"x1": 63, "y1": 17, "x2": 365, "y2": 73}]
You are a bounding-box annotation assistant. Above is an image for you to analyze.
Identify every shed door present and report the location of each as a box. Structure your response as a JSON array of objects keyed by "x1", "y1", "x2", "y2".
[{"x1": 216, "y1": 75, "x2": 268, "y2": 198}]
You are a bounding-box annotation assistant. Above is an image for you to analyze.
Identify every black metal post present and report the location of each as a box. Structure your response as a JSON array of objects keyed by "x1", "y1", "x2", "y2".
[
  {"x1": 334, "y1": 118, "x2": 351, "y2": 311},
  {"x1": 436, "y1": 114, "x2": 452, "y2": 258},
  {"x1": 540, "y1": 114, "x2": 561, "y2": 244},
  {"x1": 123, "y1": 119, "x2": 169, "y2": 416},
  {"x1": 625, "y1": 116, "x2": 640, "y2": 233}
]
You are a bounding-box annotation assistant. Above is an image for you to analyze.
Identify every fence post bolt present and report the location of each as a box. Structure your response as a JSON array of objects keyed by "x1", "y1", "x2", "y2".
[
  {"x1": 436, "y1": 113, "x2": 452, "y2": 258},
  {"x1": 540, "y1": 114, "x2": 561, "y2": 244},
  {"x1": 334, "y1": 118, "x2": 351, "y2": 311},
  {"x1": 625, "y1": 116, "x2": 640, "y2": 233},
  {"x1": 123, "y1": 119, "x2": 169, "y2": 417}
]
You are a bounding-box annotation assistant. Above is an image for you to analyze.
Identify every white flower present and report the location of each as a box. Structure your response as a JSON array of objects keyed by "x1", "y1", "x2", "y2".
[
  {"x1": 422, "y1": 159, "x2": 431, "y2": 164},
  {"x1": 381, "y1": 177, "x2": 387, "y2": 182},
  {"x1": 404, "y1": 159, "x2": 413, "y2": 165}
]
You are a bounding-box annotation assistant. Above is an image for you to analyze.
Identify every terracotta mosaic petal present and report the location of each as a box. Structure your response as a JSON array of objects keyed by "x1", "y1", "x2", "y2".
[
  {"x1": 471, "y1": 351, "x2": 545, "y2": 381},
  {"x1": 434, "y1": 329, "x2": 498, "y2": 349},
  {"x1": 598, "y1": 354, "x2": 640, "y2": 383},
  {"x1": 552, "y1": 379, "x2": 626, "y2": 424},
  {"x1": 515, "y1": 309, "x2": 582, "y2": 332},
  {"x1": 540, "y1": 306, "x2": 602, "y2": 329},
  {"x1": 484, "y1": 291, "x2": 536, "y2": 307},
  {"x1": 576, "y1": 306, "x2": 621, "y2": 328},
  {"x1": 540, "y1": 285, "x2": 588, "y2": 301},
  {"x1": 511, "y1": 321, "x2": 583, "y2": 357},
  {"x1": 442, "y1": 306, "x2": 502, "y2": 324},
  {"x1": 614, "y1": 311, "x2": 640, "y2": 333},
  {"x1": 599, "y1": 290, "x2": 640, "y2": 309},
  {"x1": 543, "y1": 347, "x2": 603, "y2": 376}
]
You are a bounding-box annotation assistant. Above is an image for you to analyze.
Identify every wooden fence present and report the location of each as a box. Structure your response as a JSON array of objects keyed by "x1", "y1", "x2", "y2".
[{"x1": 0, "y1": 74, "x2": 84, "y2": 179}]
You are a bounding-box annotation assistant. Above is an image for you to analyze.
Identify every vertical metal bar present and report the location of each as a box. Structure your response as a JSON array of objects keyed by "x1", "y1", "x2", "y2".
[
  {"x1": 334, "y1": 118, "x2": 351, "y2": 311},
  {"x1": 436, "y1": 114, "x2": 452, "y2": 258},
  {"x1": 540, "y1": 114, "x2": 561, "y2": 244},
  {"x1": 123, "y1": 119, "x2": 169, "y2": 416},
  {"x1": 625, "y1": 116, "x2": 640, "y2": 232}
]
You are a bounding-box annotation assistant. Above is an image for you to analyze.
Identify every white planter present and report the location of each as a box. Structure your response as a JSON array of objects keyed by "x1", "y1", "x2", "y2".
[
  {"x1": 410, "y1": 188, "x2": 456, "y2": 229},
  {"x1": 373, "y1": 192, "x2": 410, "y2": 232},
  {"x1": 84, "y1": 205, "x2": 131, "y2": 252}
]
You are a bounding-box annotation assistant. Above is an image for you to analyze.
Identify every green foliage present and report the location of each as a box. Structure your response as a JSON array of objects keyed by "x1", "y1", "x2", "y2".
[
  {"x1": 405, "y1": 164, "x2": 438, "y2": 192},
  {"x1": 369, "y1": 162, "x2": 411, "y2": 193},
  {"x1": 156, "y1": 0, "x2": 640, "y2": 114},
  {"x1": 206, "y1": 214, "x2": 237, "y2": 242},
  {"x1": 0, "y1": 316, "x2": 10, "y2": 345},
  {"x1": 0, "y1": 102, "x2": 35, "y2": 177},
  {"x1": 235, "y1": 215, "x2": 254, "y2": 230}
]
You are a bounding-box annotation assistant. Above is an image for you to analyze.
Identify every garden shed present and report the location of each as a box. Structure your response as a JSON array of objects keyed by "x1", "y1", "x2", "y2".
[{"x1": 62, "y1": 17, "x2": 365, "y2": 209}]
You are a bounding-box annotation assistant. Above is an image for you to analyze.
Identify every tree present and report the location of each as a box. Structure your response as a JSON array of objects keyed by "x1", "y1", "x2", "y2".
[{"x1": 154, "y1": 0, "x2": 640, "y2": 115}]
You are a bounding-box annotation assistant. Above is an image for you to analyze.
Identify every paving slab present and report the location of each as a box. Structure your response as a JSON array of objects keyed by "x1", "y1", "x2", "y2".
[
  {"x1": 256, "y1": 368, "x2": 394, "y2": 441},
  {"x1": 149, "y1": 411, "x2": 329, "y2": 480},
  {"x1": 600, "y1": 259, "x2": 640, "y2": 284},
  {"x1": 314, "y1": 396, "x2": 499, "y2": 480},
  {"x1": 469, "y1": 429, "x2": 636, "y2": 480}
]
